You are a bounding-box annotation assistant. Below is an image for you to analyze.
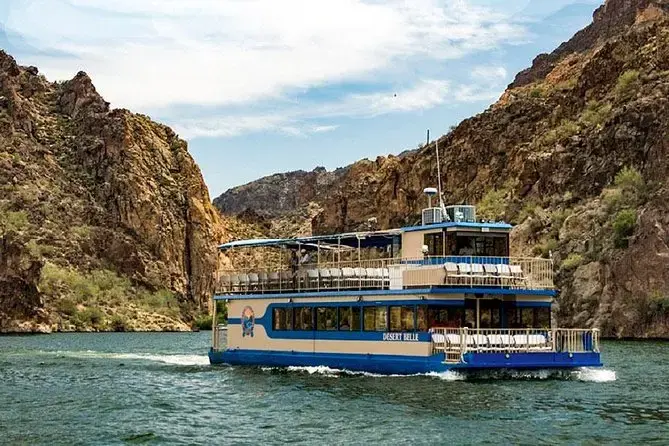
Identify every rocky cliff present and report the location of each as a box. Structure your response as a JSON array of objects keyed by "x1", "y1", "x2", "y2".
[
  {"x1": 0, "y1": 51, "x2": 222, "y2": 332},
  {"x1": 214, "y1": 0, "x2": 669, "y2": 337}
]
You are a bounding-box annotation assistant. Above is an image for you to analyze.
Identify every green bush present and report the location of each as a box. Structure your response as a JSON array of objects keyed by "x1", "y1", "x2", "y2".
[
  {"x1": 56, "y1": 298, "x2": 78, "y2": 316},
  {"x1": 529, "y1": 87, "x2": 544, "y2": 98},
  {"x1": 541, "y1": 120, "x2": 580, "y2": 146},
  {"x1": 533, "y1": 239, "x2": 558, "y2": 259},
  {"x1": 477, "y1": 189, "x2": 507, "y2": 221},
  {"x1": 194, "y1": 315, "x2": 213, "y2": 330},
  {"x1": 614, "y1": 70, "x2": 640, "y2": 97},
  {"x1": 614, "y1": 166, "x2": 645, "y2": 194},
  {"x1": 77, "y1": 307, "x2": 105, "y2": 329},
  {"x1": 110, "y1": 315, "x2": 128, "y2": 332},
  {"x1": 580, "y1": 101, "x2": 612, "y2": 128},
  {"x1": 613, "y1": 209, "x2": 637, "y2": 248},
  {"x1": 562, "y1": 253, "x2": 584, "y2": 271},
  {"x1": 0, "y1": 210, "x2": 30, "y2": 234}
]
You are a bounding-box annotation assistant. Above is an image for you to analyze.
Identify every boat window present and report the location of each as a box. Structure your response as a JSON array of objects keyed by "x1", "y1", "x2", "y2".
[
  {"x1": 428, "y1": 306, "x2": 463, "y2": 328},
  {"x1": 424, "y1": 232, "x2": 444, "y2": 256},
  {"x1": 520, "y1": 308, "x2": 534, "y2": 328},
  {"x1": 389, "y1": 306, "x2": 402, "y2": 332},
  {"x1": 455, "y1": 235, "x2": 508, "y2": 257},
  {"x1": 316, "y1": 307, "x2": 337, "y2": 331},
  {"x1": 338, "y1": 307, "x2": 352, "y2": 331},
  {"x1": 401, "y1": 306, "x2": 415, "y2": 331},
  {"x1": 417, "y1": 305, "x2": 428, "y2": 331},
  {"x1": 363, "y1": 306, "x2": 387, "y2": 332},
  {"x1": 464, "y1": 308, "x2": 476, "y2": 328},
  {"x1": 273, "y1": 308, "x2": 292, "y2": 331},
  {"x1": 536, "y1": 307, "x2": 551, "y2": 328},
  {"x1": 351, "y1": 306, "x2": 361, "y2": 331},
  {"x1": 294, "y1": 307, "x2": 313, "y2": 331},
  {"x1": 480, "y1": 308, "x2": 491, "y2": 328}
]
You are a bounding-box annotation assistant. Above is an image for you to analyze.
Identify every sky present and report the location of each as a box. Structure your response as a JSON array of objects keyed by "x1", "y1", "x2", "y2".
[{"x1": 0, "y1": 0, "x2": 604, "y2": 197}]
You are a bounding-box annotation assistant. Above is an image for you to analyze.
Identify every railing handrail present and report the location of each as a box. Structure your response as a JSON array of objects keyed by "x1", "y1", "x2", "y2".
[{"x1": 429, "y1": 327, "x2": 600, "y2": 360}]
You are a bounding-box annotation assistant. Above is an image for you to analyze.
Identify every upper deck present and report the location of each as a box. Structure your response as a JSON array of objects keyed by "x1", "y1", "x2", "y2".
[{"x1": 214, "y1": 205, "x2": 554, "y2": 296}]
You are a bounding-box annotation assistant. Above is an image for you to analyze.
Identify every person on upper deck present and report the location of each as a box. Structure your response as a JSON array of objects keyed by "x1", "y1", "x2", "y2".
[
  {"x1": 299, "y1": 249, "x2": 312, "y2": 266},
  {"x1": 290, "y1": 250, "x2": 299, "y2": 274}
]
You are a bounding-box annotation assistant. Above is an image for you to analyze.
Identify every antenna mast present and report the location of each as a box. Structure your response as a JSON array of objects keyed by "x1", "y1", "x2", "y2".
[{"x1": 435, "y1": 137, "x2": 445, "y2": 211}]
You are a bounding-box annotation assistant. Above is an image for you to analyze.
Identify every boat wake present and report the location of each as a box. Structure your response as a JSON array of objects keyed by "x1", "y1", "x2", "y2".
[
  {"x1": 261, "y1": 365, "x2": 614, "y2": 382},
  {"x1": 40, "y1": 350, "x2": 210, "y2": 366},
  {"x1": 263, "y1": 365, "x2": 465, "y2": 381}
]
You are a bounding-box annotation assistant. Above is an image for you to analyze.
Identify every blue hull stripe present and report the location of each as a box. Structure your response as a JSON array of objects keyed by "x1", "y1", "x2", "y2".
[
  {"x1": 209, "y1": 349, "x2": 602, "y2": 374},
  {"x1": 216, "y1": 287, "x2": 556, "y2": 300}
]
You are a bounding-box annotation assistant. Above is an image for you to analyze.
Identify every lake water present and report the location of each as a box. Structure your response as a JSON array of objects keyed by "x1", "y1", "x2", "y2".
[{"x1": 0, "y1": 333, "x2": 667, "y2": 445}]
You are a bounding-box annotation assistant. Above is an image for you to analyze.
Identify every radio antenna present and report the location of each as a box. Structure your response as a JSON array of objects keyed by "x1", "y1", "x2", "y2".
[{"x1": 435, "y1": 137, "x2": 446, "y2": 212}]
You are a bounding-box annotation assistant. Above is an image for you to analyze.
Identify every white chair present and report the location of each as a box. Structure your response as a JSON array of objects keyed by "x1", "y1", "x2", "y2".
[
  {"x1": 444, "y1": 262, "x2": 458, "y2": 284},
  {"x1": 319, "y1": 268, "x2": 332, "y2": 288},
  {"x1": 483, "y1": 263, "x2": 498, "y2": 286},
  {"x1": 329, "y1": 268, "x2": 342, "y2": 288},
  {"x1": 238, "y1": 274, "x2": 250, "y2": 292},
  {"x1": 496, "y1": 264, "x2": 513, "y2": 286},
  {"x1": 341, "y1": 267, "x2": 355, "y2": 288},
  {"x1": 306, "y1": 269, "x2": 319, "y2": 289},
  {"x1": 509, "y1": 264, "x2": 527, "y2": 287},
  {"x1": 248, "y1": 273, "x2": 259, "y2": 290}
]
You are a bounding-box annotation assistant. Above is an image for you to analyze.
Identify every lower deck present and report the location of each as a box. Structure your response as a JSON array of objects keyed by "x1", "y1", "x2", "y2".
[{"x1": 210, "y1": 290, "x2": 602, "y2": 373}]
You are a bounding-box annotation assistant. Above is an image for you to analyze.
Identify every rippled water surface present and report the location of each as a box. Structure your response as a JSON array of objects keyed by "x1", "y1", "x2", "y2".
[{"x1": 0, "y1": 333, "x2": 667, "y2": 445}]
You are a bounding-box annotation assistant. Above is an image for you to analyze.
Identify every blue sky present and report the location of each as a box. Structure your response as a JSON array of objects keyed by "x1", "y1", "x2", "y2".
[{"x1": 1, "y1": 0, "x2": 603, "y2": 197}]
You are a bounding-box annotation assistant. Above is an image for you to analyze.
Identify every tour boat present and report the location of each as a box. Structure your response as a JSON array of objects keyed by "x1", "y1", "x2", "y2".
[{"x1": 209, "y1": 196, "x2": 602, "y2": 374}]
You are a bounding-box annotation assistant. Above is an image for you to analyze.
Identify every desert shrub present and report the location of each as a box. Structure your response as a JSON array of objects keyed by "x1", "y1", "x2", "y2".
[
  {"x1": 529, "y1": 87, "x2": 544, "y2": 98},
  {"x1": 56, "y1": 298, "x2": 77, "y2": 316},
  {"x1": 554, "y1": 78, "x2": 577, "y2": 91},
  {"x1": 562, "y1": 253, "x2": 584, "y2": 271},
  {"x1": 477, "y1": 189, "x2": 507, "y2": 221},
  {"x1": 602, "y1": 167, "x2": 646, "y2": 212},
  {"x1": 580, "y1": 101, "x2": 612, "y2": 128},
  {"x1": 194, "y1": 315, "x2": 213, "y2": 331},
  {"x1": 613, "y1": 209, "x2": 637, "y2": 248},
  {"x1": 110, "y1": 315, "x2": 128, "y2": 332},
  {"x1": 533, "y1": 239, "x2": 558, "y2": 259},
  {"x1": 541, "y1": 120, "x2": 580, "y2": 146},
  {"x1": 614, "y1": 166, "x2": 645, "y2": 197},
  {"x1": 77, "y1": 307, "x2": 105, "y2": 329},
  {"x1": 0, "y1": 210, "x2": 30, "y2": 234},
  {"x1": 614, "y1": 70, "x2": 640, "y2": 97}
]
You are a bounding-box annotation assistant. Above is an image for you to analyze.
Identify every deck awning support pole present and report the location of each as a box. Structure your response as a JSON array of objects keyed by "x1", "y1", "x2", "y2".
[
  {"x1": 357, "y1": 236, "x2": 361, "y2": 265},
  {"x1": 476, "y1": 298, "x2": 480, "y2": 332},
  {"x1": 212, "y1": 297, "x2": 218, "y2": 350},
  {"x1": 337, "y1": 236, "x2": 341, "y2": 267}
]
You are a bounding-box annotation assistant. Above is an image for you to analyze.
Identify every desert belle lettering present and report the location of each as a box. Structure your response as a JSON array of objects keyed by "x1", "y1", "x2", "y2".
[{"x1": 382, "y1": 333, "x2": 419, "y2": 341}]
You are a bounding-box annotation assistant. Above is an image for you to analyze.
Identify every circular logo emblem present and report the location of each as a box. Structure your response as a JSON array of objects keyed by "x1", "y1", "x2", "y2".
[{"x1": 241, "y1": 306, "x2": 255, "y2": 338}]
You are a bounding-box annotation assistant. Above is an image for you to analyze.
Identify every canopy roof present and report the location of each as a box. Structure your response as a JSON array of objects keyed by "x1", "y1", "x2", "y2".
[{"x1": 218, "y1": 229, "x2": 402, "y2": 251}]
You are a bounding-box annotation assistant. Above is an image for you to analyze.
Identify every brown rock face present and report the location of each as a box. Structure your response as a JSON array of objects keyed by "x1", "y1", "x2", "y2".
[
  {"x1": 511, "y1": 0, "x2": 669, "y2": 88},
  {"x1": 214, "y1": 166, "x2": 345, "y2": 218},
  {"x1": 0, "y1": 50, "x2": 222, "y2": 330},
  {"x1": 217, "y1": 0, "x2": 669, "y2": 337}
]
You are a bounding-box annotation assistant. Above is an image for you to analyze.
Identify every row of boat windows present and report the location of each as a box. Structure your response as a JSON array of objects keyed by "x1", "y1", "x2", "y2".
[{"x1": 272, "y1": 305, "x2": 551, "y2": 331}]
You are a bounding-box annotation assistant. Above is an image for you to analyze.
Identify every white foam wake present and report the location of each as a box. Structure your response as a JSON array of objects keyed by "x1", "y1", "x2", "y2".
[
  {"x1": 44, "y1": 350, "x2": 210, "y2": 366},
  {"x1": 265, "y1": 365, "x2": 465, "y2": 380},
  {"x1": 571, "y1": 367, "x2": 616, "y2": 382},
  {"x1": 109, "y1": 353, "x2": 210, "y2": 366}
]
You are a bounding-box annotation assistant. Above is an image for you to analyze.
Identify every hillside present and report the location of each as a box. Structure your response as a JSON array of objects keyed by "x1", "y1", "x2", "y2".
[
  {"x1": 214, "y1": 0, "x2": 669, "y2": 337},
  {"x1": 0, "y1": 51, "x2": 223, "y2": 332}
]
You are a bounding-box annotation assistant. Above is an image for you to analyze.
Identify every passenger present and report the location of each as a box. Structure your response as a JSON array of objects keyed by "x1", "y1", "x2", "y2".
[
  {"x1": 340, "y1": 319, "x2": 350, "y2": 330},
  {"x1": 290, "y1": 250, "x2": 299, "y2": 289},
  {"x1": 299, "y1": 249, "x2": 312, "y2": 265},
  {"x1": 290, "y1": 250, "x2": 299, "y2": 274}
]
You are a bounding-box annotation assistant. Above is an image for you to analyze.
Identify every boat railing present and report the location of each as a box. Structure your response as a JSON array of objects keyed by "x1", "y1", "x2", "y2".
[
  {"x1": 214, "y1": 256, "x2": 554, "y2": 294},
  {"x1": 212, "y1": 324, "x2": 227, "y2": 352},
  {"x1": 429, "y1": 327, "x2": 600, "y2": 363}
]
